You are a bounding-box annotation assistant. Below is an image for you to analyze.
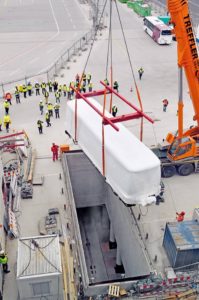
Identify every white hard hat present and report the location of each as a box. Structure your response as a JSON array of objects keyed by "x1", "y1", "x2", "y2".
[
  {"x1": 40, "y1": 100, "x2": 42, "y2": 102},
  {"x1": 0, "y1": 250, "x2": 5, "y2": 255}
]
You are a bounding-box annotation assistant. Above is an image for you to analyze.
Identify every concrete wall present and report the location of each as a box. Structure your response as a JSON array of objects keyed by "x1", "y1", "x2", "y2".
[{"x1": 105, "y1": 186, "x2": 151, "y2": 277}]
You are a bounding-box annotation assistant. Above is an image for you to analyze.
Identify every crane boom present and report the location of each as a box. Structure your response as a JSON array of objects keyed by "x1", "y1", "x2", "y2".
[
  {"x1": 168, "y1": 0, "x2": 199, "y2": 124},
  {"x1": 152, "y1": 0, "x2": 199, "y2": 176}
]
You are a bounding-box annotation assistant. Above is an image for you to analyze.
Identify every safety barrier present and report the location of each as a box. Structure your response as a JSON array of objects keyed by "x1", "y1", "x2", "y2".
[
  {"x1": 0, "y1": 29, "x2": 96, "y2": 98},
  {"x1": 135, "y1": 273, "x2": 196, "y2": 298}
]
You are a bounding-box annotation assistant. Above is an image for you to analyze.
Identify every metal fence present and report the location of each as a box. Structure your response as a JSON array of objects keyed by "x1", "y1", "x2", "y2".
[{"x1": 0, "y1": 29, "x2": 96, "y2": 98}]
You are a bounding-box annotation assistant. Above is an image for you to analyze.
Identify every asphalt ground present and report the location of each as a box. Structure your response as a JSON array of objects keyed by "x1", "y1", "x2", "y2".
[
  {"x1": 2, "y1": 1, "x2": 199, "y2": 298},
  {"x1": 0, "y1": 0, "x2": 91, "y2": 84}
]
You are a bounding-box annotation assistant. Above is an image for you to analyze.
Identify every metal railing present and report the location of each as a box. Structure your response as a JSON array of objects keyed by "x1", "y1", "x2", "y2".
[{"x1": 0, "y1": 29, "x2": 96, "y2": 98}]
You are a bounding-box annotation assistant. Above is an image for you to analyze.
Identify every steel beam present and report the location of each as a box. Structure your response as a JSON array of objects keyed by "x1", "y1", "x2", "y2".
[
  {"x1": 71, "y1": 88, "x2": 119, "y2": 132},
  {"x1": 103, "y1": 113, "x2": 142, "y2": 124},
  {"x1": 76, "y1": 89, "x2": 111, "y2": 99},
  {"x1": 100, "y1": 81, "x2": 154, "y2": 124},
  {"x1": 0, "y1": 131, "x2": 24, "y2": 140}
]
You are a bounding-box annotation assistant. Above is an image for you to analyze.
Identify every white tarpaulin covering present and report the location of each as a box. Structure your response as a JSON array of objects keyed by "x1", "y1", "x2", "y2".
[{"x1": 66, "y1": 98, "x2": 161, "y2": 206}]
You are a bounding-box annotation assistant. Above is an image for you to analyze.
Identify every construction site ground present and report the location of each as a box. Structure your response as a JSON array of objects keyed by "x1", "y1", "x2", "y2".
[{"x1": 1, "y1": 1, "x2": 199, "y2": 299}]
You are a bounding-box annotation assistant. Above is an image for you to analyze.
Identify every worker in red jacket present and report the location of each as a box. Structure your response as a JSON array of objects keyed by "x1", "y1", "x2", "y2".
[
  {"x1": 176, "y1": 211, "x2": 185, "y2": 222},
  {"x1": 51, "y1": 143, "x2": 59, "y2": 161},
  {"x1": 162, "y1": 99, "x2": 169, "y2": 112}
]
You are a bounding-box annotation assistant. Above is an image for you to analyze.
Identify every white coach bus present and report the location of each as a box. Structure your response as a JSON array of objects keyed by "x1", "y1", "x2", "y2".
[{"x1": 143, "y1": 16, "x2": 172, "y2": 45}]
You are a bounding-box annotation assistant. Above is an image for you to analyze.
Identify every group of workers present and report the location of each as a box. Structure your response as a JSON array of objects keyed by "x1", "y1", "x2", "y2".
[{"x1": 0, "y1": 68, "x2": 148, "y2": 134}]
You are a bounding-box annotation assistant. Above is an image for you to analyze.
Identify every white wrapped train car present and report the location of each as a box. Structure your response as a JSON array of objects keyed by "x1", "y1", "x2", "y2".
[{"x1": 66, "y1": 98, "x2": 161, "y2": 206}]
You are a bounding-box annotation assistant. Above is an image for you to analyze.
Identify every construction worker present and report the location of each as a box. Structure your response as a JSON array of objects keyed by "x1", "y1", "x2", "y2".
[
  {"x1": 82, "y1": 81, "x2": 86, "y2": 93},
  {"x1": 104, "y1": 78, "x2": 109, "y2": 86},
  {"x1": 113, "y1": 80, "x2": 119, "y2": 92},
  {"x1": 15, "y1": 89, "x2": 20, "y2": 104},
  {"x1": 44, "y1": 90, "x2": 49, "y2": 104},
  {"x1": 53, "y1": 81, "x2": 58, "y2": 92},
  {"x1": 45, "y1": 111, "x2": 51, "y2": 127},
  {"x1": 18, "y1": 85, "x2": 23, "y2": 93},
  {"x1": 176, "y1": 211, "x2": 185, "y2": 222},
  {"x1": 112, "y1": 105, "x2": 118, "y2": 117},
  {"x1": 3, "y1": 114, "x2": 11, "y2": 133},
  {"x1": 82, "y1": 73, "x2": 86, "y2": 83},
  {"x1": 0, "y1": 119, "x2": 2, "y2": 131},
  {"x1": 88, "y1": 82, "x2": 93, "y2": 92},
  {"x1": 63, "y1": 84, "x2": 67, "y2": 97},
  {"x1": 54, "y1": 103, "x2": 60, "y2": 118},
  {"x1": 48, "y1": 81, "x2": 53, "y2": 92},
  {"x1": 163, "y1": 99, "x2": 169, "y2": 112},
  {"x1": 55, "y1": 90, "x2": 61, "y2": 103},
  {"x1": 67, "y1": 86, "x2": 71, "y2": 100},
  {"x1": 41, "y1": 82, "x2": 46, "y2": 94},
  {"x1": 138, "y1": 67, "x2": 144, "y2": 80},
  {"x1": 58, "y1": 85, "x2": 62, "y2": 94},
  {"x1": 5, "y1": 92, "x2": 12, "y2": 105},
  {"x1": 3, "y1": 100, "x2": 10, "y2": 114},
  {"x1": 39, "y1": 100, "x2": 44, "y2": 115},
  {"x1": 75, "y1": 73, "x2": 80, "y2": 84},
  {"x1": 0, "y1": 250, "x2": 10, "y2": 273},
  {"x1": 70, "y1": 82, "x2": 75, "y2": 97},
  {"x1": 87, "y1": 72, "x2": 91, "y2": 84},
  {"x1": 22, "y1": 84, "x2": 27, "y2": 98},
  {"x1": 27, "y1": 82, "x2": 32, "y2": 96},
  {"x1": 35, "y1": 82, "x2": 40, "y2": 96},
  {"x1": 47, "y1": 103, "x2": 53, "y2": 117},
  {"x1": 37, "y1": 120, "x2": 43, "y2": 134},
  {"x1": 51, "y1": 143, "x2": 59, "y2": 161}
]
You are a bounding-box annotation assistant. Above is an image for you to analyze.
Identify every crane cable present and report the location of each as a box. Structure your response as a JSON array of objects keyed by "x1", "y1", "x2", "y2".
[
  {"x1": 114, "y1": 0, "x2": 144, "y2": 140},
  {"x1": 74, "y1": 0, "x2": 108, "y2": 142}
]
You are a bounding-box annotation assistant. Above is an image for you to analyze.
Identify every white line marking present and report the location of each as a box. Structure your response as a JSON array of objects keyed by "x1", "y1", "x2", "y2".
[
  {"x1": 0, "y1": 0, "x2": 60, "y2": 69},
  {"x1": 49, "y1": 0, "x2": 60, "y2": 34},
  {"x1": 4, "y1": 0, "x2": 8, "y2": 6},
  {"x1": 29, "y1": 57, "x2": 39, "y2": 64}
]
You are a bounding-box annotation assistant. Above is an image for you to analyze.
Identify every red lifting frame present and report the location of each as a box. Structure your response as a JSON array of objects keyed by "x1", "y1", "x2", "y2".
[
  {"x1": 0, "y1": 131, "x2": 25, "y2": 140},
  {"x1": 73, "y1": 85, "x2": 153, "y2": 125},
  {"x1": 100, "y1": 81, "x2": 154, "y2": 124},
  {"x1": 71, "y1": 82, "x2": 154, "y2": 176},
  {"x1": 72, "y1": 87, "x2": 120, "y2": 132}
]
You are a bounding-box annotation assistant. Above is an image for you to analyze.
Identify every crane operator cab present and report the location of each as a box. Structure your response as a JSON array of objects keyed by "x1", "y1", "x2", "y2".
[{"x1": 167, "y1": 136, "x2": 194, "y2": 161}]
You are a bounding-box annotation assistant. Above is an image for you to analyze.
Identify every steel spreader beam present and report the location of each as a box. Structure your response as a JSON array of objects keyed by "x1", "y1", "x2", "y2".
[
  {"x1": 72, "y1": 88, "x2": 119, "y2": 132},
  {"x1": 100, "y1": 81, "x2": 154, "y2": 124},
  {"x1": 103, "y1": 112, "x2": 142, "y2": 125},
  {"x1": 1, "y1": 143, "x2": 25, "y2": 148},
  {"x1": 76, "y1": 89, "x2": 111, "y2": 99},
  {"x1": 0, "y1": 131, "x2": 24, "y2": 140}
]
